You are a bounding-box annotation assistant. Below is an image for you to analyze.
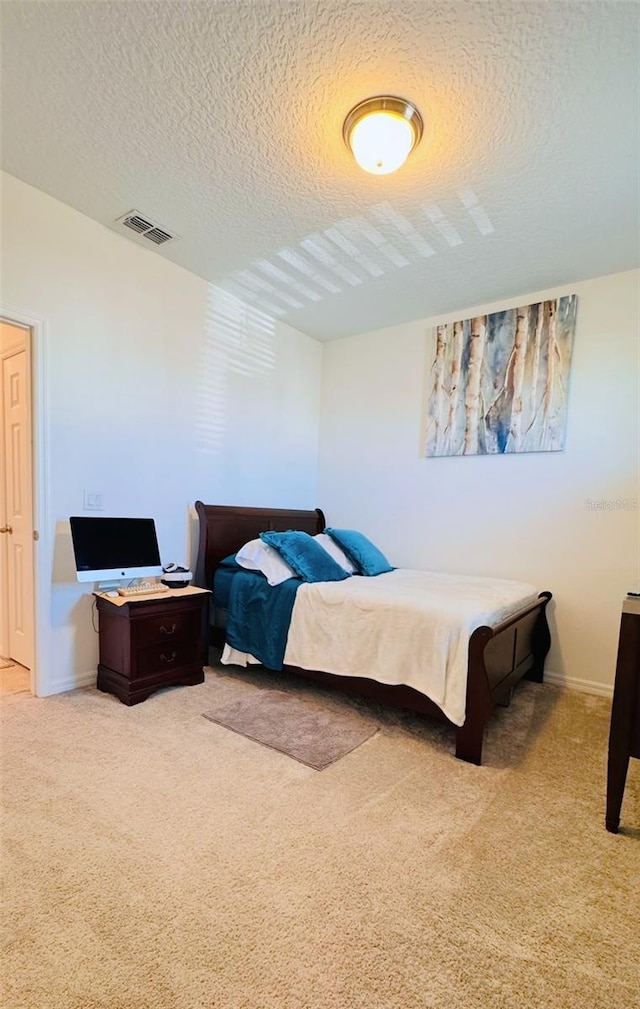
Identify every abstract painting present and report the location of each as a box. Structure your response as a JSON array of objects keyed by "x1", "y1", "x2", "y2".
[{"x1": 423, "y1": 295, "x2": 577, "y2": 456}]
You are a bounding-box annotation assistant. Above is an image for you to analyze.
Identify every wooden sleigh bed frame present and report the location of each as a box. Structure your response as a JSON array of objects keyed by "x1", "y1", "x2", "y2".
[{"x1": 194, "y1": 502, "x2": 552, "y2": 765}]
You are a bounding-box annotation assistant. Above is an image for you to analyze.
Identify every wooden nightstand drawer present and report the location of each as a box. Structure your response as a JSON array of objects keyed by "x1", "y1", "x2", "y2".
[
  {"x1": 134, "y1": 608, "x2": 201, "y2": 648},
  {"x1": 136, "y1": 639, "x2": 200, "y2": 676}
]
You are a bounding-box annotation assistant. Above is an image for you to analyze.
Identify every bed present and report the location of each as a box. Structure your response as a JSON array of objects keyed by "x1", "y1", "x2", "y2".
[{"x1": 194, "y1": 502, "x2": 552, "y2": 765}]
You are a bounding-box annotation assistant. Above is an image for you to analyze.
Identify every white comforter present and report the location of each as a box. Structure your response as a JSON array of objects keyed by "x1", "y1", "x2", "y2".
[{"x1": 221, "y1": 569, "x2": 539, "y2": 726}]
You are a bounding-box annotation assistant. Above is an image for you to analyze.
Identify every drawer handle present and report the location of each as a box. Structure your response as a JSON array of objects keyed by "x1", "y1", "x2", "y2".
[
  {"x1": 160, "y1": 651, "x2": 177, "y2": 664},
  {"x1": 159, "y1": 623, "x2": 177, "y2": 636}
]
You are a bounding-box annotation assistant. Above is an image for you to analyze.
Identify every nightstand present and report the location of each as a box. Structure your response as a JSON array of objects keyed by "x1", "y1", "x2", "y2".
[{"x1": 95, "y1": 586, "x2": 210, "y2": 705}]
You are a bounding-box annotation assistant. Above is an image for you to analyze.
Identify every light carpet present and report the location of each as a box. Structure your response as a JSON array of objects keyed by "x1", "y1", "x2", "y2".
[{"x1": 1, "y1": 660, "x2": 638, "y2": 1009}]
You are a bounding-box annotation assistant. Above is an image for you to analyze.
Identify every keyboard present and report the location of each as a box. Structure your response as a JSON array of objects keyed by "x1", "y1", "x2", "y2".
[{"x1": 116, "y1": 582, "x2": 169, "y2": 597}]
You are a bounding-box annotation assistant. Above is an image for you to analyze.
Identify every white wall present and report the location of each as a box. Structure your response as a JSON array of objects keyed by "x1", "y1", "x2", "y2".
[
  {"x1": 318, "y1": 270, "x2": 640, "y2": 693},
  {"x1": 1, "y1": 172, "x2": 322, "y2": 694}
]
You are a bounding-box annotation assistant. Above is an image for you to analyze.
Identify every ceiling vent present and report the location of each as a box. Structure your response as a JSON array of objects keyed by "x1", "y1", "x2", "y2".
[{"x1": 113, "y1": 211, "x2": 179, "y2": 248}]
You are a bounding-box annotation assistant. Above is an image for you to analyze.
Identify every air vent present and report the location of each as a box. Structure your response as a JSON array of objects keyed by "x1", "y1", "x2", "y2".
[
  {"x1": 144, "y1": 227, "x2": 173, "y2": 245},
  {"x1": 113, "y1": 211, "x2": 179, "y2": 248},
  {"x1": 123, "y1": 213, "x2": 152, "y2": 234}
]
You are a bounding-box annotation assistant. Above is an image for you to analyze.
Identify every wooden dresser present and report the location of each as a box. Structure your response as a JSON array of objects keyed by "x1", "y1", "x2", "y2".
[
  {"x1": 95, "y1": 586, "x2": 210, "y2": 705},
  {"x1": 606, "y1": 596, "x2": 640, "y2": 832}
]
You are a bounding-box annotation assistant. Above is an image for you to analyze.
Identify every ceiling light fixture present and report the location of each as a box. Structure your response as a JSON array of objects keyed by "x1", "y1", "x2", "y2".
[{"x1": 343, "y1": 96, "x2": 423, "y2": 176}]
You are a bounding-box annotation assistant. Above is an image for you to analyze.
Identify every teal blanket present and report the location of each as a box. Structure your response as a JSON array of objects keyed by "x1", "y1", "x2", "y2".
[{"x1": 225, "y1": 570, "x2": 300, "y2": 670}]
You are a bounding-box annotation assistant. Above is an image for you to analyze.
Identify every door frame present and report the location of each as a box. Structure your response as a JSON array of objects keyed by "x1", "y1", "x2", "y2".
[{"x1": 0, "y1": 304, "x2": 51, "y2": 697}]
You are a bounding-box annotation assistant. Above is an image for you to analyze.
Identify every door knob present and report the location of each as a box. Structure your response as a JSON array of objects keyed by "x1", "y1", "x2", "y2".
[{"x1": 0, "y1": 525, "x2": 12, "y2": 534}]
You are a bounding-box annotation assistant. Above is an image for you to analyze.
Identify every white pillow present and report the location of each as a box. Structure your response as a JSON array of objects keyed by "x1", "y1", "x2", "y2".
[
  {"x1": 313, "y1": 533, "x2": 357, "y2": 574},
  {"x1": 235, "y1": 539, "x2": 296, "y2": 586}
]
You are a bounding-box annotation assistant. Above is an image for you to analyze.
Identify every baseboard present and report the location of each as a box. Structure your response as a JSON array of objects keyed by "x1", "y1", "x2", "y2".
[
  {"x1": 543, "y1": 670, "x2": 613, "y2": 699},
  {"x1": 48, "y1": 670, "x2": 97, "y2": 695},
  {"x1": 44, "y1": 669, "x2": 613, "y2": 700}
]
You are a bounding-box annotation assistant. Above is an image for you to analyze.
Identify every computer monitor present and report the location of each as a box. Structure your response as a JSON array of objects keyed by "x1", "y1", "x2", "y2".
[{"x1": 69, "y1": 516, "x2": 162, "y2": 583}]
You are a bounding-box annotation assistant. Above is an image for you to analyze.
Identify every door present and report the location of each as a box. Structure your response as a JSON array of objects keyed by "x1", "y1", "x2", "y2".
[{"x1": 0, "y1": 321, "x2": 34, "y2": 669}]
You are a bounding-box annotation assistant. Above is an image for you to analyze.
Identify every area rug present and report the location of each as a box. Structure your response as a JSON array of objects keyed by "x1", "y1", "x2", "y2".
[{"x1": 203, "y1": 689, "x2": 379, "y2": 769}]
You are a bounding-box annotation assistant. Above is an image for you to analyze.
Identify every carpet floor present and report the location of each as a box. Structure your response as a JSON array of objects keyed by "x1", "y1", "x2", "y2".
[{"x1": 1, "y1": 660, "x2": 638, "y2": 1009}]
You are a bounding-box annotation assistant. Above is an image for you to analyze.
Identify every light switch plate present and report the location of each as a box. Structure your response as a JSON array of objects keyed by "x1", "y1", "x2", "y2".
[{"x1": 83, "y1": 490, "x2": 104, "y2": 511}]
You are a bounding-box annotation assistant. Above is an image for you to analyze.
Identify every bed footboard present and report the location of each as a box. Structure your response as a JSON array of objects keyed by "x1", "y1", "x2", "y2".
[{"x1": 455, "y1": 591, "x2": 552, "y2": 764}]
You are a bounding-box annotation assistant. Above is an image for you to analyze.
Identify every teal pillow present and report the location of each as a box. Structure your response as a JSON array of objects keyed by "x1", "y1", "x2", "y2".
[
  {"x1": 259, "y1": 531, "x2": 350, "y2": 583},
  {"x1": 324, "y1": 528, "x2": 393, "y2": 577}
]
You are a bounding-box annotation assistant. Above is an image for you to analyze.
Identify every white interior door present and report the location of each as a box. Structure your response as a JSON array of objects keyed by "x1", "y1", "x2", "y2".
[{"x1": 0, "y1": 322, "x2": 34, "y2": 669}]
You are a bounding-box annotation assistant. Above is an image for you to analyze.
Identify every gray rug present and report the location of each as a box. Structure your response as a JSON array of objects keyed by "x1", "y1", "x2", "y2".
[{"x1": 203, "y1": 689, "x2": 379, "y2": 769}]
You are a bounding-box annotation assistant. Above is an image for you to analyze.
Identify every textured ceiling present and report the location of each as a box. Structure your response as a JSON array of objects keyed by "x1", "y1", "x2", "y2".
[{"x1": 1, "y1": 0, "x2": 638, "y2": 341}]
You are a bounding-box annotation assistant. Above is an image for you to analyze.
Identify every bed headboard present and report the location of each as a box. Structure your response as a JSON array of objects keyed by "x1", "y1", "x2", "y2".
[{"x1": 194, "y1": 502, "x2": 326, "y2": 589}]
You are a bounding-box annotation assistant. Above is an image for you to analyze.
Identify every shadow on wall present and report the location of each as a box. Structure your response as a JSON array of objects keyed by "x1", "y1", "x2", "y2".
[
  {"x1": 50, "y1": 520, "x2": 100, "y2": 686},
  {"x1": 52, "y1": 520, "x2": 77, "y2": 584},
  {"x1": 544, "y1": 597, "x2": 565, "y2": 678},
  {"x1": 186, "y1": 505, "x2": 199, "y2": 575},
  {"x1": 194, "y1": 284, "x2": 276, "y2": 461},
  {"x1": 68, "y1": 592, "x2": 98, "y2": 682}
]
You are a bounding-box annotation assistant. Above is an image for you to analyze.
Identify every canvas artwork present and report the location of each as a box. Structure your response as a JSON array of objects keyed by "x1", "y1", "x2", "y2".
[{"x1": 423, "y1": 295, "x2": 578, "y2": 457}]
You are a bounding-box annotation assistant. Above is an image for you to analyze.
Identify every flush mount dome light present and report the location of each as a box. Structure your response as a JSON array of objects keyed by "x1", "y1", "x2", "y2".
[{"x1": 343, "y1": 96, "x2": 423, "y2": 175}]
